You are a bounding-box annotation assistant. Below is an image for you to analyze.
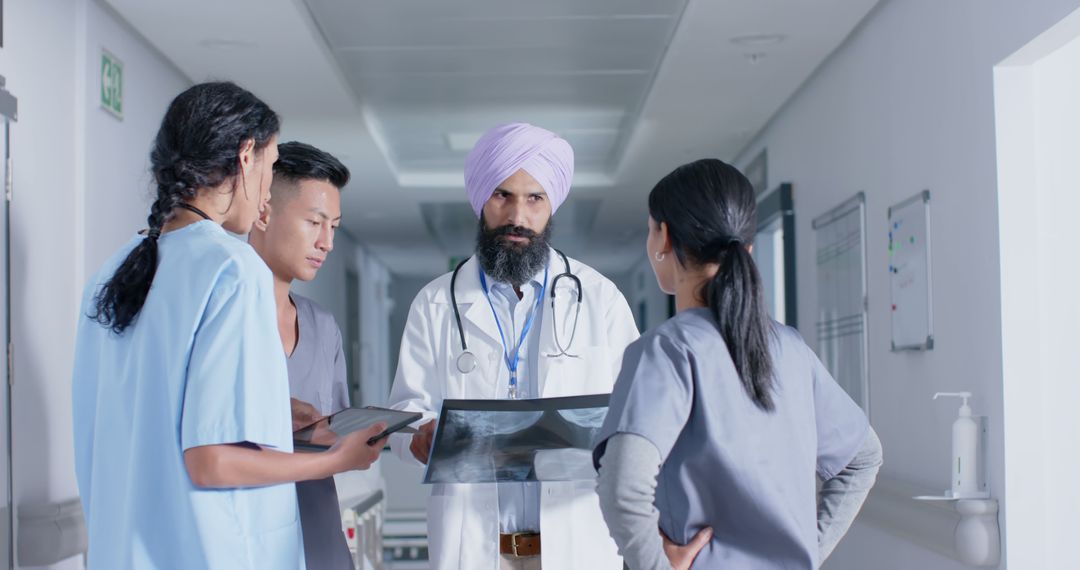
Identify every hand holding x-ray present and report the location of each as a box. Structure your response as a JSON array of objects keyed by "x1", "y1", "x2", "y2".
[
  {"x1": 424, "y1": 394, "x2": 610, "y2": 484},
  {"x1": 410, "y1": 419, "x2": 437, "y2": 465}
]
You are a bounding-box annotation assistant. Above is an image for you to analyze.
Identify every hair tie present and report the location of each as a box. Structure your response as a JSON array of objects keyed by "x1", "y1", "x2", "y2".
[
  {"x1": 147, "y1": 228, "x2": 162, "y2": 241},
  {"x1": 727, "y1": 237, "x2": 744, "y2": 247}
]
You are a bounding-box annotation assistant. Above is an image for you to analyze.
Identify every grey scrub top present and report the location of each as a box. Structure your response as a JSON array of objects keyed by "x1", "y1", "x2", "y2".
[
  {"x1": 595, "y1": 308, "x2": 868, "y2": 569},
  {"x1": 288, "y1": 293, "x2": 354, "y2": 570}
]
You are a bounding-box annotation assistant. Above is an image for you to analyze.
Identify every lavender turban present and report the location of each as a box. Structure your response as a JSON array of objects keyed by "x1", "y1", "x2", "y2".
[{"x1": 464, "y1": 123, "x2": 575, "y2": 217}]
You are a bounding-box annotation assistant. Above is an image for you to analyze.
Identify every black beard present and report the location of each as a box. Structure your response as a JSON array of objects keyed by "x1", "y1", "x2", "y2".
[{"x1": 475, "y1": 217, "x2": 553, "y2": 288}]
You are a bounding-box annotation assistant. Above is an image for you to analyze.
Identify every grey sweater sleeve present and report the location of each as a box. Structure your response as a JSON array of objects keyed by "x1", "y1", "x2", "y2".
[
  {"x1": 596, "y1": 433, "x2": 671, "y2": 570},
  {"x1": 817, "y1": 427, "x2": 883, "y2": 563},
  {"x1": 597, "y1": 429, "x2": 881, "y2": 569}
]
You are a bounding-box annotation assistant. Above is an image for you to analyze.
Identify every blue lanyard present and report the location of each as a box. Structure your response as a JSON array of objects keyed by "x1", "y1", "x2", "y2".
[{"x1": 479, "y1": 264, "x2": 549, "y2": 399}]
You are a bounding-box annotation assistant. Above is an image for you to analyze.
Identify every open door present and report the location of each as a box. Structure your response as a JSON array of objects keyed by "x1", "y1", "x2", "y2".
[{"x1": 754, "y1": 183, "x2": 797, "y2": 327}]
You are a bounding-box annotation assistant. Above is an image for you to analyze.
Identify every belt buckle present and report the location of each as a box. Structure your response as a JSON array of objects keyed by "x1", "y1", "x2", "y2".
[{"x1": 510, "y1": 532, "x2": 531, "y2": 557}]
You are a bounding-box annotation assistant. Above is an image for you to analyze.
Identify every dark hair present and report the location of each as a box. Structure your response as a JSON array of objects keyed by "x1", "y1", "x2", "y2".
[
  {"x1": 273, "y1": 141, "x2": 350, "y2": 189},
  {"x1": 90, "y1": 82, "x2": 280, "y2": 334},
  {"x1": 648, "y1": 158, "x2": 775, "y2": 411}
]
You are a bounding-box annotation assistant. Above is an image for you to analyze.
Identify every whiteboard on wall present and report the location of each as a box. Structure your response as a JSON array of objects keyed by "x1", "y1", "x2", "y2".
[
  {"x1": 812, "y1": 193, "x2": 870, "y2": 414},
  {"x1": 888, "y1": 190, "x2": 934, "y2": 351}
]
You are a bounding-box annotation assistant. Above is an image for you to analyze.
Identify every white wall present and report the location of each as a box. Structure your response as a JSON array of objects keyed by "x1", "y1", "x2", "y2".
[
  {"x1": 0, "y1": 13, "x2": 80, "y2": 569},
  {"x1": 81, "y1": 2, "x2": 190, "y2": 273},
  {"x1": 620, "y1": 257, "x2": 667, "y2": 335},
  {"x1": 733, "y1": 0, "x2": 1080, "y2": 568},
  {"x1": 994, "y1": 9, "x2": 1080, "y2": 568},
  {"x1": 0, "y1": 0, "x2": 189, "y2": 566}
]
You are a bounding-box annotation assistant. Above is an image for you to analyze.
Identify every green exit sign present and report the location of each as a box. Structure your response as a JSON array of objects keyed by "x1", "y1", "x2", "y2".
[{"x1": 100, "y1": 49, "x2": 123, "y2": 119}]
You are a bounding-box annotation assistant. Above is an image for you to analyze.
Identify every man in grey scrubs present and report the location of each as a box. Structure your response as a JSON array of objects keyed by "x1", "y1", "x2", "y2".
[{"x1": 249, "y1": 141, "x2": 354, "y2": 569}]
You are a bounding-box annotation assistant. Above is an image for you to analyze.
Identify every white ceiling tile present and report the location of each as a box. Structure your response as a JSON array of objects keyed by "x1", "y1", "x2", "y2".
[{"x1": 303, "y1": 0, "x2": 687, "y2": 184}]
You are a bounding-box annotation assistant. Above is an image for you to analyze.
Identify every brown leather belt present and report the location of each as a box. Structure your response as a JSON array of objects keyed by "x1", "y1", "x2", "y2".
[{"x1": 499, "y1": 532, "x2": 541, "y2": 557}]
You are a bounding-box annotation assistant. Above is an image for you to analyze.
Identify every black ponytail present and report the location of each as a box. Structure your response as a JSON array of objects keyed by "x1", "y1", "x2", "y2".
[
  {"x1": 648, "y1": 159, "x2": 776, "y2": 411},
  {"x1": 90, "y1": 82, "x2": 280, "y2": 334}
]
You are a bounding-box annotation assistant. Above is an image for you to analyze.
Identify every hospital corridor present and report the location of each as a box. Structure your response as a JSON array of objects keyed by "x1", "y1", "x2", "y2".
[{"x1": 0, "y1": 0, "x2": 1078, "y2": 568}]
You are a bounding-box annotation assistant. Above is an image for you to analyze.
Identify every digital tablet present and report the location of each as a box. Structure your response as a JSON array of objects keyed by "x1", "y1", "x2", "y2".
[{"x1": 293, "y1": 406, "x2": 423, "y2": 451}]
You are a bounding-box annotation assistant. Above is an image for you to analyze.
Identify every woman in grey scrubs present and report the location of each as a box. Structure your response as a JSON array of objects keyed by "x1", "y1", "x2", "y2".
[{"x1": 594, "y1": 159, "x2": 882, "y2": 570}]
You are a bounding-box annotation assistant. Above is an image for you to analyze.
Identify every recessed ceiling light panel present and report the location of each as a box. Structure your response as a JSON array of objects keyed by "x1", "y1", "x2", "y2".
[{"x1": 730, "y1": 34, "x2": 787, "y2": 47}]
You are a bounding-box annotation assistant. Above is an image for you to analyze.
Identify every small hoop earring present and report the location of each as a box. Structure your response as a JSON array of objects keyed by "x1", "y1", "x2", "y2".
[{"x1": 654, "y1": 251, "x2": 665, "y2": 262}]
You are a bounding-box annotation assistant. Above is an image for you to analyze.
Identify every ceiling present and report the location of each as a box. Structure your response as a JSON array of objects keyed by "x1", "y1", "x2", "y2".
[
  {"x1": 103, "y1": 0, "x2": 879, "y2": 278},
  {"x1": 308, "y1": 0, "x2": 688, "y2": 180}
]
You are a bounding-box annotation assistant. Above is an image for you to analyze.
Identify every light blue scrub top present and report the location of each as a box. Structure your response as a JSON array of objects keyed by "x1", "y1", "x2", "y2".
[
  {"x1": 596, "y1": 308, "x2": 868, "y2": 569},
  {"x1": 72, "y1": 221, "x2": 304, "y2": 569}
]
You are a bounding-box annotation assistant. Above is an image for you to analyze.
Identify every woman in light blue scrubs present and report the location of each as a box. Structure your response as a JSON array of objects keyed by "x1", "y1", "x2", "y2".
[
  {"x1": 594, "y1": 159, "x2": 883, "y2": 570},
  {"x1": 72, "y1": 82, "x2": 386, "y2": 569}
]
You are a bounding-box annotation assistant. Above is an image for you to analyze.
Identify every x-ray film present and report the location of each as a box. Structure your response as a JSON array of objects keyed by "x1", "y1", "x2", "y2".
[{"x1": 424, "y1": 394, "x2": 610, "y2": 484}]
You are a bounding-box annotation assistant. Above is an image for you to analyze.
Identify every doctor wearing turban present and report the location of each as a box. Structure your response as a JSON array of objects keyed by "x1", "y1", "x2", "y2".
[{"x1": 387, "y1": 123, "x2": 640, "y2": 570}]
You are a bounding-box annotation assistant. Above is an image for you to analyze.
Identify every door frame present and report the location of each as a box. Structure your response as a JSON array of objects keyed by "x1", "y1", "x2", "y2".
[{"x1": 756, "y1": 183, "x2": 797, "y2": 328}]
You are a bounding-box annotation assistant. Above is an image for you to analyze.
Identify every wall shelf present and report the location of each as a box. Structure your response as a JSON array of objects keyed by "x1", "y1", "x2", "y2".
[{"x1": 860, "y1": 477, "x2": 1000, "y2": 567}]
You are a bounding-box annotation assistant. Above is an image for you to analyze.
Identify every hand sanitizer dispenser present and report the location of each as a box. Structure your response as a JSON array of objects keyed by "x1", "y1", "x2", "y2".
[
  {"x1": 909, "y1": 392, "x2": 999, "y2": 566},
  {"x1": 933, "y1": 392, "x2": 980, "y2": 498}
]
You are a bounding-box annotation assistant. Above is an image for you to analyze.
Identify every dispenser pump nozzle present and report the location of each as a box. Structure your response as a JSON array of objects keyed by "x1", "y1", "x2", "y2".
[{"x1": 934, "y1": 392, "x2": 972, "y2": 417}]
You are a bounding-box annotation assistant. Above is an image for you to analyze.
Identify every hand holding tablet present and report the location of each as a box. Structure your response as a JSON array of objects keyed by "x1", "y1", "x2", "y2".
[{"x1": 294, "y1": 406, "x2": 423, "y2": 450}]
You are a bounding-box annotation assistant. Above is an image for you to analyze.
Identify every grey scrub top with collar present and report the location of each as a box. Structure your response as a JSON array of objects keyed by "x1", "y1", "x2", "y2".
[
  {"x1": 595, "y1": 307, "x2": 868, "y2": 570},
  {"x1": 288, "y1": 293, "x2": 354, "y2": 570}
]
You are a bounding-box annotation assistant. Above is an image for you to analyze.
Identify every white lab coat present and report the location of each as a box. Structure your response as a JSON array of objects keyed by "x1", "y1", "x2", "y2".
[{"x1": 387, "y1": 252, "x2": 640, "y2": 570}]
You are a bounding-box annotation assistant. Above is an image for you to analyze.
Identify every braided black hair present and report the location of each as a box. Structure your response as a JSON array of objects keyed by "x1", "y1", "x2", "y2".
[{"x1": 90, "y1": 82, "x2": 280, "y2": 334}]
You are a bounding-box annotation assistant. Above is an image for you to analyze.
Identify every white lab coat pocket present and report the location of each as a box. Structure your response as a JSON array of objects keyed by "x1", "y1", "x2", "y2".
[
  {"x1": 446, "y1": 349, "x2": 499, "y2": 400},
  {"x1": 425, "y1": 490, "x2": 460, "y2": 566},
  {"x1": 542, "y1": 346, "x2": 614, "y2": 398}
]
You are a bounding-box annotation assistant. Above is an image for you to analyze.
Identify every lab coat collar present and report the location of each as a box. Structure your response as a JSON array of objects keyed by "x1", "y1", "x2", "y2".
[{"x1": 457, "y1": 250, "x2": 556, "y2": 357}]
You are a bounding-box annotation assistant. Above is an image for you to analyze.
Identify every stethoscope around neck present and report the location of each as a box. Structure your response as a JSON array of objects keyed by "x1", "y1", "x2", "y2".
[{"x1": 450, "y1": 249, "x2": 582, "y2": 375}]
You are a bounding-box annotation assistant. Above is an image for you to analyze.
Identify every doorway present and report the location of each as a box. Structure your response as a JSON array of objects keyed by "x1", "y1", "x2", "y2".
[
  {"x1": 994, "y1": 7, "x2": 1080, "y2": 567},
  {"x1": 754, "y1": 183, "x2": 797, "y2": 327}
]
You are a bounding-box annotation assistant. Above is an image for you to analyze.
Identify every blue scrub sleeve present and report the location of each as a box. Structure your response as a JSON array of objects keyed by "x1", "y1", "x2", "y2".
[
  {"x1": 594, "y1": 333, "x2": 693, "y2": 468},
  {"x1": 808, "y1": 345, "x2": 870, "y2": 479},
  {"x1": 181, "y1": 267, "x2": 292, "y2": 451}
]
